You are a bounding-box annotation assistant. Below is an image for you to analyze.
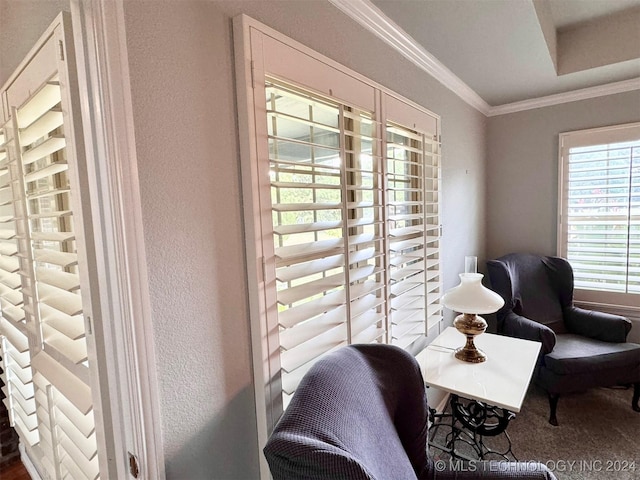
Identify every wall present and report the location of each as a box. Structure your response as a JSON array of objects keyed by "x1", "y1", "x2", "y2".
[
  {"x1": 0, "y1": 0, "x2": 69, "y2": 85},
  {"x1": 0, "y1": 0, "x2": 66, "y2": 475},
  {"x1": 124, "y1": 0, "x2": 487, "y2": 478},
  {"x1": 1, "y1": 0, "x2": 488, "y2": 478},
  {"x1": 486, "y1": 90, "x2": 640, "y2": 261}
]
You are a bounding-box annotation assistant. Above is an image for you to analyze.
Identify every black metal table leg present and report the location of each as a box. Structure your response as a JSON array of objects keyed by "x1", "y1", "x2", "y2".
[{"x1": 428, "y1": 394, "x2": 518, "y2": 461}]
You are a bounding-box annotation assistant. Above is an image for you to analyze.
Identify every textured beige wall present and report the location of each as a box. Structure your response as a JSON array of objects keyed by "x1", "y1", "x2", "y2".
[
  {"x1": 0, "y1": 0, "x2": 69, "y2": 87},
  {"x1": 1, "y1": 0, "x2": 489, "y2": 477},
  {"x1": 125, "y1": 1, "x2": 487, "y2": 477},
  {"x1": 486, "y1": 90, "x2": 640, "y2": 261}
]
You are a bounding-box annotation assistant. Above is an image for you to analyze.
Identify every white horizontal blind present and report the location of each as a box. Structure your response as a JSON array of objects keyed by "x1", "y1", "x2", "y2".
[
  {"x1": 267, "y1": 81, "x2": 386, "y2": 408},
  {"x1": 0, "y1": 120, "x2": 39, "y2": 448},
  {"x1": 262, "y1": 77, "x2": 442, "y2": 413},
  {"x1": 237, "y1": 22, "x2": 441, "y2": 465},
  {"x1": 386, "y1": 122, "x2": 442, "y2": 349},
  {"x1": 559, "y1": 123, "x2": 640, "y2": 300},
  {"x1": 0, "y1": 20, "x2": 102, "y2": 480}
]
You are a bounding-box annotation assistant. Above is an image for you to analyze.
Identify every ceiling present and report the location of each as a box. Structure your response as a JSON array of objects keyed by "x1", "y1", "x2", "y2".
[{"x1": 362, "y1": 0, "x2": 640, "y2": 108}]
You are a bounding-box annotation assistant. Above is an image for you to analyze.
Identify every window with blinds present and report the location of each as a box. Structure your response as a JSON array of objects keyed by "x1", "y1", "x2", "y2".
[
  {"x1": 236, "y1": 19, "x2": 442, "y2": 444},
  {"x1": 558, "y1": 122, "x2": 640, "y2": 306},
  {"x1": 0, "y1": 14, "x2": 104, "y2": 480},
  {"x1": 265, "y1": 80, "x2": 441, "y2": 409}
]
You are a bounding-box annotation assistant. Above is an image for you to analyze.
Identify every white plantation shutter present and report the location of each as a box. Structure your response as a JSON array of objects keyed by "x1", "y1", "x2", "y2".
[
  {"x1": 238, "y1": 22, "x2": 442, "y2": 438},
  {"x1": 0, "y1": 119, "x2": 39, "y2": 449},
  {"x1": 558, "y1": 123, "x2": 640, "y2": 307},
  {"x1": 267, "y1": 83, "x2": 388, "y2": 406},
  {"x1": 386, "y1": 121, "x2": 442, "y2": 349},
  {"x1": 0, "y1": 14, "x2": 104, "y2": 480}
]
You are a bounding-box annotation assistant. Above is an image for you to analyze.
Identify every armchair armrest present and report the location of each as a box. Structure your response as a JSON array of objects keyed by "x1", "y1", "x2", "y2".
[
  {"x1": 503, "y1": 311, "x2": 556, "y2": 355},
  {"x1": 423, "y1": 459, "x2": 557, "y2": 479},
  {"x1": 565, "y1": 306, "x2": 631, "y2": 343}
]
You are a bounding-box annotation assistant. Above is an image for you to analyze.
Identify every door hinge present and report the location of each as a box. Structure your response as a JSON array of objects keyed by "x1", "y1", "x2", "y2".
[
  {"x1": 58, "y1": 40, "x2": 65, "y2": 61},
  {"x1": 128, "y1": 452, "x2": 140, "y2": 478}
]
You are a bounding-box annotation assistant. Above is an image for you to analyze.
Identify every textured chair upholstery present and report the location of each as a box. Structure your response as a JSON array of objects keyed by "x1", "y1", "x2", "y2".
[
  {"x1": 263, "y1": 344, "x2": 556, "y2": 479},
  {"x1": 487, "y1": 253, "x2": 640, "y2": 425}
]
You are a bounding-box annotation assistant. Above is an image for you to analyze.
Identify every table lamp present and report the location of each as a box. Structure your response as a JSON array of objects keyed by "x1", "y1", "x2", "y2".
[{"x1": 441, "y1": 256, "x2": 504, "y2": 363}]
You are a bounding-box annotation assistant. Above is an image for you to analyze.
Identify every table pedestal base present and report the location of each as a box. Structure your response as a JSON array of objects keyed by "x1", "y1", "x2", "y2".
[{"x1": 428, "y1": 394, "x2": 517, "y2": 461}]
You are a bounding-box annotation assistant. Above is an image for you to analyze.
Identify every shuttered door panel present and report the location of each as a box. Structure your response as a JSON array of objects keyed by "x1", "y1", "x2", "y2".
[
  {"x1": 0, "y1": 121, "x2": 38, "y2": 448},
  {"x1": 565, "y1": 140, "x2": 640, "y2": 293},
  {"x1": 0, "y1": 19, "x2": 102, "y2": 479}
]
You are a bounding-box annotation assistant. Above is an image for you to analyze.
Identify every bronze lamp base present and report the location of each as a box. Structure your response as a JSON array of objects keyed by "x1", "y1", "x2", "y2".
[{"x1": 453, "y1": 312, "x2": 487, "y2": 363}]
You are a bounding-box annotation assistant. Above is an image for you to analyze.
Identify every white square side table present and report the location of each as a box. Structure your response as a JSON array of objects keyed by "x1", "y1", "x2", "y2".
[{"x1": 416, "y1": 326, "x2": 541, "y2": 460}]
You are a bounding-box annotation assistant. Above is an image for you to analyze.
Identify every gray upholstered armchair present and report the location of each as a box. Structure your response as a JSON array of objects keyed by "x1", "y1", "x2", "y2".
[
  {"x1": 487, "y1": 253, "x2": 640, "y2": 426},
  {"x1": 263, "y1": 343, "x2": 556, "y2": 479}
]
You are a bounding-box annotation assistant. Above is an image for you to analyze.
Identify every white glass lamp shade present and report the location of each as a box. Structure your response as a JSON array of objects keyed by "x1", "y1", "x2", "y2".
[{"x1": 442, "y1": 273, "x2": 504, "y2": 314}]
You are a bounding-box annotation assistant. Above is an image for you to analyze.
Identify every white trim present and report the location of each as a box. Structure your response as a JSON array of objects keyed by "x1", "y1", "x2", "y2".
[
  {"x1": 19, "y1": 443, "x2": 41, "y2": 480},
  {"x1": 328, "y1": 0, "x2": 640, "y2": 117},
  {"x1": 488, "y1": 77, "x2": 640, "y2": 116},
  {"x1": 70, "y1": 1, "x2": 165, "y2": 479},
  {"x1": 327, "y1": 0, "x2": 490, "y2": 115}
]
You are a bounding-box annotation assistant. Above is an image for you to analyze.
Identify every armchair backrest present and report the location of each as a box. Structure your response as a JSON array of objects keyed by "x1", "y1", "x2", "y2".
[
  {"x1": 487, "y1": 253, "x2": 574, "y2": 333},
  {"x1": 263, "y1": 344, "x2": 429, "y2": 480}
]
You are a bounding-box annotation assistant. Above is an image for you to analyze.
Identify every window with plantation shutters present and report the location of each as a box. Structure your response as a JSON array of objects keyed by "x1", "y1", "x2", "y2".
[
  {"x1": 558, "y1": 123, "x2": 640, "y2": 309},
  {"x1": 0, "y1": 13, "x2": 106, "y2": 479},
  {"x1": 235, "y1": 18, "x2": 442, "y2": 454}
]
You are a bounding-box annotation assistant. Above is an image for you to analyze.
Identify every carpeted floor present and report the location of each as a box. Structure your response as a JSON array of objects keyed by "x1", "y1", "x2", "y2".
[{"x1": 430, "y1": 385, "x2": 640, "y2": 480}]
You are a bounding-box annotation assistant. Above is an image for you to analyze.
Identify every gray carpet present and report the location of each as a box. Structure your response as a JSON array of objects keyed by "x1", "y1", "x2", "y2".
[{"x1": 430, "y1": 385, "x2": 640, "y2": 480}]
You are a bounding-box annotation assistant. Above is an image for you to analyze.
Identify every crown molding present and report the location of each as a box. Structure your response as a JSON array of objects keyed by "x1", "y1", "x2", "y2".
[
  {"x1": 327, "y1": 0, "x2": 491, "y2": 115},
  {"x1": 487, "y1": 77, "x2": 640, "y2": 116},
  {"x1": 328, "y1": 0, "x2": 640, "y2": 118}
]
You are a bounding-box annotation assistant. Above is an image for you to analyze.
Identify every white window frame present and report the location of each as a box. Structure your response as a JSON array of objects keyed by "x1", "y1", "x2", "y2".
[
  {"x1": 557, "y1": 122, "x2": 640, "y2": 311},
  {"x1": 233, "y1": 15, "x2": 442, "y2": 479}
]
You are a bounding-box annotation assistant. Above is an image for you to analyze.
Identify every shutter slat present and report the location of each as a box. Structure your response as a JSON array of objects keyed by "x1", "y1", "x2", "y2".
[
  {"x1": 22, "y1": 135, "x2": 66, "y2": 165},
  {"x1": 276, "y1": 271, "x2": 344, "y2": 306},
  {"x1": 34, "y1": 249, "x2": 78, "y2": 268},
  {"x1": 38, "y1": 283, "x2": 83, "y2": 316},
  {"x1": 280, "y1": 324, "x2": 347, "y2": 374},
  {"x1": 17, "y1": 82, "x2": 61, "y2": 128},
  {"x1": 276, "y1": 254, "x2": 344, "y2": 282},
  {"x1": 57, "y1": 413, "x2": 98, "y2": 460},
  {"x1": 36, "y1": 268, "x2": 80, "y2": 291},
  {"x1": 58, "y1": 435, "x2": 99, "y2": 480},
  {"x1": 352, "y1": 325, "x2": 385, "y2": 344},
  {"x1": 279, "y1": 306, "x2": 346, "y2": 351},
  {"x1": 56, "y1": 395, "x2": 95, "y2": 438},
  {"x1": 24, "y1": 161, "x2": 68, "y2": 183},
  {"x1": 277, "y1": 290, "x2": 346, "y2": 329},
  {"x1": 274, "y1": 221, "x2": 342, "y2": 236},
  {"x1": 19, "y1": 108, "x2": 63, "y2": 146},
  {"x1": 351, "y1": 310, "x2": 385, "y2": 337},
  {"x1": 1, "y1": 319, "x2": 28, "y2": 352},
  {"x1": 275, "y1": 238, "x2": 343, "y2": 264},
  {"x1": 31, "y1": 231, "x2": 75, "y2": 242},
  {"x1": 31, "y1": 351, "x2": 92, "y2": 413},
  {"x1": 42, "y1": 325, "x2": 88, "y2": 364},
  {"x1": 40, "y1": 303, "x2": 85, "y2": 340},
  {"x1": 2, "y1": 303, "x2": 26, "y2": 324}
]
